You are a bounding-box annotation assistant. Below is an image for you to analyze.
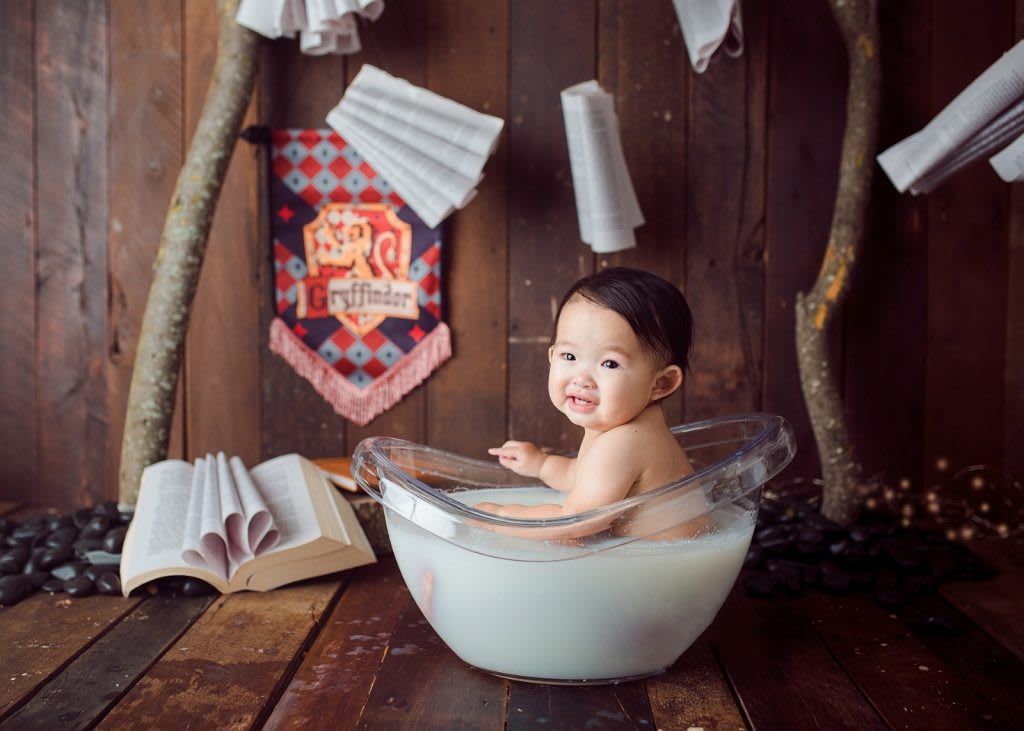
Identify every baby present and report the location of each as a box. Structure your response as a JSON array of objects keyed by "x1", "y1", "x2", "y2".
[{"x1": 476, "y1": 267, "x2": 714, "y2": 540}]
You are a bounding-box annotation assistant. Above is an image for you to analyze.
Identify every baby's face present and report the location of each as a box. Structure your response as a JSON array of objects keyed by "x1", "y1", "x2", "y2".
[{"x1": 548, "y1": 298, "x2": 663, "y2": 433}]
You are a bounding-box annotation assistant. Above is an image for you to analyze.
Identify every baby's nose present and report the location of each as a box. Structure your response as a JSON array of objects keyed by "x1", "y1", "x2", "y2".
[{"x1": 572, "y1": 373, "x2": 595, "y2": 388}]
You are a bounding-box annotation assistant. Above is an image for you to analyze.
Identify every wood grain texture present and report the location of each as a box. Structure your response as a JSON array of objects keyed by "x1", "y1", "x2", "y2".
[
  {"x1": 798, "y1": 590, "x2": 1008, "y2": 729},
  {"x1": 108, "y1": 0, "x2": 186, "y2": 491},
  {"x1": 646, "y1": 636, "x2": 747, "y2": 731},
  {"x1": 1, "y1": 594, "x2": 214, "y2": 731},
  {"x1": 845, "y1": 0, "x2": 930, "y2": 492},
  {"x1": 356, "y1": 596, "x2": 507, "y2": 730},
  {"x1": 35, "y1": 0, "x2": 109, "y2": 509},
  {"x1": 96, "y1": 577, "x2": 344, "y2": 730},
  {"x1": 263, "y1": 560, "x2": 405, "y2": 730},
  {"x1": 899, "y1": 590, "x2": 1024, "y2": 728},
  {"x1": 924, "y1": 0, "x2": 1012, "y2": 485},
  {"x1": 508, "y1": 0, "x2": 596, "y2": 451},
  {"x1": 0, "y1": 593, "x2": 143, "y2": 720},
  {"x1": 423, "y1": 0, "x2": 510, "y2": 457},
  {"x1": 597, "y1": 0, "x2": 690, "y2": 428},
  {"x1": 763, "y1": 0, "x2": 848, "y2": 482},
  {"x1": 185, "y1": 0, "x2": 262, "y2": 464},
  {"x1": 506, "y1": 680, "x2": 654, "y2": 731},
  {"x1": 343, "y1": 2, "x2": 429, "y2": 448},
  {"x1": 0, "y1": 2, "x2": 36, "y2": 507},
  {"x1": 681, "y1": 0, "x2": 767, "y2": 423},
  {"x1": 258, "y1": 45, "x2": 351, "y2": 460},
  {"x1": 712, "y1": 590, "x2": 886, "y2": 730},
  {"x1": 940, "y1": 538, "x2": 1024, "y2": 663}
]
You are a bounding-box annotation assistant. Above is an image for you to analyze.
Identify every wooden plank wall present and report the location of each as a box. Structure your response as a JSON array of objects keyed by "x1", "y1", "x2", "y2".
[{"x1": 0, "y1": 0, "x2": 1020, "y2": 510}]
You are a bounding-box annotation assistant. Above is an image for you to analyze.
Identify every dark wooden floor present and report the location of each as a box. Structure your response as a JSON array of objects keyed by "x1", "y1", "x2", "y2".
[{"x1": 1, "y1": 500, "x2": 1021, "y2": 731}]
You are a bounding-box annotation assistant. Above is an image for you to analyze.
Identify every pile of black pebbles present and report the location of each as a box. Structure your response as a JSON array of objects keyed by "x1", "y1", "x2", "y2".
[
  {"x1": 742, "y1": 491, "x2": 998, "y2": 622},
  {"x1": 0, "y1": 503, "x2": 214, "y2": 607}
]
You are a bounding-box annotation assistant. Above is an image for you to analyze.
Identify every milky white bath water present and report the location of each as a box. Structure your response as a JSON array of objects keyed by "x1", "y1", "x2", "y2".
[{"x1": 384, "y1": 486, "x2": 754, "y2": 682}]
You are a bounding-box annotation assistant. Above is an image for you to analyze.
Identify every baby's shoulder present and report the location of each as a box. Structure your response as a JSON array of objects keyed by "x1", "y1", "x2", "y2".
[{"x1": 590, "y1": 422, "x2": 655, "y2": 456}]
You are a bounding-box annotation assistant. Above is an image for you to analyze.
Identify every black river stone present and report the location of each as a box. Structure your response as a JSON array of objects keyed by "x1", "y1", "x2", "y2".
[
  {"x1": 740, "y1": 494, "x2": 1001, "y2": 606},
  {"x1": 72, "y1": 508, "x2": 94, "y2": 529},
  {"x1": 39, "y1": 544, "x2": 75, "y2": 571},
  {"x1": 94, "y1": 572, "x2": 122, "y2": 596},
  {"x1": 84, "y1": 563, "x2": 120, "y2": 583},
  {"x1": 93, "y1": 502, "x2": 121, "y2": 522},
  {"x1": 180, "y1": 579, "x2": 216, "y2": 597},
  {"x1": 0, "y1": 551, "x2": 27, "y2": 575},
  {"x1": 46, "y1": 525, "x2": 79, "y2": 547},
  {"x1": 41, "y1": 577, "x2": 64, "y2": 593},
  {"x1": 51, "y1": 561, "x2": 88, "y2": 581},
  {"x1": 25, "y1": 571, "x2": 52, "y2": 589},
  {"x1": 102, "y1": 525, "x2": 128, "y2": 554},
  {"x1": 80, "y1": 515, "x2": 111, "y2": 540},
  {"x1": 64, "y1": 576, "x2": 95, "y2": 597},
  {"x1": 0, "y1": 575, "x2": 33, "y2": 605}
]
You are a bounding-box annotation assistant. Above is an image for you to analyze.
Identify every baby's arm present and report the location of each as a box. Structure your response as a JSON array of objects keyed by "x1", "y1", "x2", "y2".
[
  {"x1": 477, "y1": 431, "x2": 643, "y2": 533},
  {"x1": 487, "y1": 441, "x2": 576, "y2": 492}
]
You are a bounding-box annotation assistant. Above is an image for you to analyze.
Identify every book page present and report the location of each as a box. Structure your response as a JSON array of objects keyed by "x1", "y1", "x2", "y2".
[
  {"x1": 230, "y1": 455, "x2": 280, "y2": 556},
  {"x1": 991, "y1": 128, "x2": 1024, "y2": 181},
  {"x1": 673, "y1": 0, "x2": 743, "y2": 74},
  {"x1": 181, "y1": 456, "x2": 211, "y2": 570},
  {"x1": 185, "y1": 453, "x2": 230, "y2": 579},
  {"x1": 878, "y1": 40, "x2": 1024, "y2": 193},
  {"x1": 249, "y1": 454, "x2": 322, "y2": 552},
  {"x1": 913, "y1": 96, "x2": 1024, "y2": 193},
  {"x1": 349, "y1": 65, "x2": 504, "y2": 157},
  {"x1": 121, "y1": 460, "x2": 197, "y2": 579},
  {"x1": 561, "y1": 81, "x2": 644, "y2": 253},
  {"x1": 325, "y1": 63, "x2": 504, "y2": 228}
]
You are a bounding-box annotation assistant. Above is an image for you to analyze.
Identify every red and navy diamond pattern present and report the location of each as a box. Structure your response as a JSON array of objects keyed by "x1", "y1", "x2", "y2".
[{"x1": 271, "y1": 129, "x2": 444, "y2": 391}]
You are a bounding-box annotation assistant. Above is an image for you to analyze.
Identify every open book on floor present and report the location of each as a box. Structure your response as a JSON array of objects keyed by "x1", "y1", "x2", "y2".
[{"x1": 120, "y1": 452, "x2": 375, "y2": 595}]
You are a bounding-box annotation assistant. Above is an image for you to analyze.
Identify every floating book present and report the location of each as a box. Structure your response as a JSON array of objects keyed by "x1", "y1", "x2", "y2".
[
  {"x1": 561, "y1": 81, "x2": 644, "y2": 253},
  {"x1": 878, "y1": 40, "x2": 1024, "y2": 194},
  {"x1": 672, "y1": 0, "x2": 744, "y2": 74},
  {"x1": 236, "y1": 0, "x2": 383, "y2": 55},
  {"x1": 326, "y1": 64, "x2": 505, "y2": 228},
  {"x1": 120, "y1": 452, "x2": 375, "y2": 595}
]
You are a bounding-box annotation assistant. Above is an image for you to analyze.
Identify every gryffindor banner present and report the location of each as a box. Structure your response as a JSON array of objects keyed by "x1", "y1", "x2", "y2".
[{"x1": 267, "y1": 129, "x2": 450, "y2": 425}]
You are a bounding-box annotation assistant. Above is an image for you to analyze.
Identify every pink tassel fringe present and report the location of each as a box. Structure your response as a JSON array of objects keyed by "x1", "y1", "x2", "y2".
[{"x1": 269, "y1": 317, "x2": 452, "y2": 426}]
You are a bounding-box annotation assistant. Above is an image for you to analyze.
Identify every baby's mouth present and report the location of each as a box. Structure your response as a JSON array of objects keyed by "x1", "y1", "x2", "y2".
[{"x1": 567, "y1": 394, "x2": 597, "y2": 413}]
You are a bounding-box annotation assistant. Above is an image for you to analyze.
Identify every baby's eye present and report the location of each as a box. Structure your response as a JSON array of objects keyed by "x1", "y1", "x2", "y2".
[
  {"x1": 601, "y1": 359, "x2": 620, "y2": 369},
  {"x1": 560, "y1": 352, "x2": 576, "y2": 361}
]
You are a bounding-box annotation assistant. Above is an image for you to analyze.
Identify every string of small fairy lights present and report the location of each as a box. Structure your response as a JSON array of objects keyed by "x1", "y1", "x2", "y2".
[{"x1": 765, "y1": 458, "x2": 1024, "y2": 541}]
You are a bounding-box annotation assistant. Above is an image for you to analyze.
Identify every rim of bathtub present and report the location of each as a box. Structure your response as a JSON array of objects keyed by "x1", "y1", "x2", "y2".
[{"x1": 352, "y1": 412, "x2": 796, "y2": 561}]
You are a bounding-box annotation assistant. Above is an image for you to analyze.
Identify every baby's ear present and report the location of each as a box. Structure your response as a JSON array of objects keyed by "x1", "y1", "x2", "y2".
[
  {"x1": 650, "y1": 365, "x2": 683, "y2": 401},
  {"x1": 548, "y1": 345, "x2": 554, "y2": 363}
]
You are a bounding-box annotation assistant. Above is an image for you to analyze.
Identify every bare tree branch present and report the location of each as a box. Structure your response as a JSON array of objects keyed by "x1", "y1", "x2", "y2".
[
  {"x1": 796, "y1": 0, "x2": 881, "y2": 525},
  {"x1": 119, "y1": 0, "x2": 259, "y2": 503}
]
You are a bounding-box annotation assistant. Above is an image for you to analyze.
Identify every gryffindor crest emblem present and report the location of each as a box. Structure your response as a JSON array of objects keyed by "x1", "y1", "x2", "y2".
[{"x1": 299, "y1": 203, "x2": 417, "y2": 336}]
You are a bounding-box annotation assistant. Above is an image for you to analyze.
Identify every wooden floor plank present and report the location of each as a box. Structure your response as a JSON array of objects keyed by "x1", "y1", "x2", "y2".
[
  {"x1": 0, "y1": 593, "x2": 142, "y2": 720},
  {"x1": 940, "y1": 539, "x2": 1024, "y2": 663},
  {"x1": 0, "y1": 594, "x2": 214, "y2": 730},
  {"x1": 899, "y1": 591, "x2": 1024, "y2": 728},
  {"x1": 712, "y1": 590, "x2": 887, "y2": 730},
  {"x1": 356, "y1": 596, "x2": 507, "y2": 730},
  {"x1": 95, "y1": 577, "x2": 345, "y2": 730},
  {"x1": 646, "y1": 635, "x2": 748, "y2": 731},
  {"x1": 263, "y1": 560, "x2": 408, "y2": 730},
  {"x1": 797, "y1": 591, "x2": 1009, "y2": 729},
  {"x1": 506, "y1": 680, "x2": 655, "y2": 731}
]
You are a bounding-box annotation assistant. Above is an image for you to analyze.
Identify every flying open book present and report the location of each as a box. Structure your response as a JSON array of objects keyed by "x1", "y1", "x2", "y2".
[{"x1": 120, "y1": 452, "x2": 375, "y2": 595}]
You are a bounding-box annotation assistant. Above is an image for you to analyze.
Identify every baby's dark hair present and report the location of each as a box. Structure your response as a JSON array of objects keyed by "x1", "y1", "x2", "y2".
[{"x1": 552, "y1": 267, "x2": 693, "y2": 371}]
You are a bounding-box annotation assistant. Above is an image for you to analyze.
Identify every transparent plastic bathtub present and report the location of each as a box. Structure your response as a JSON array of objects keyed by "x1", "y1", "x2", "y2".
[{"x1": 353, "y1": 413, "x2": 796, "y2": 684}]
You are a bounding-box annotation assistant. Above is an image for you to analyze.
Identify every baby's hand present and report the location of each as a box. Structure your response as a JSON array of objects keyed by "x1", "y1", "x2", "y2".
[{"x1": 488, "y1": 441, "x2": 546, "y2": 478}]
